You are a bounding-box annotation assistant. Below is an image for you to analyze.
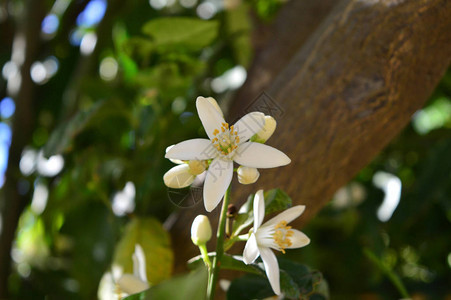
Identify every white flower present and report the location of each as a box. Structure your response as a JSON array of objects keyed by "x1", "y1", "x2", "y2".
[
  {"x1": 191, "y1": 215, "x2": 212, "y2": 245},
  {"x1": 165, "y1": 97, "x2": 291, "y2": 212},
  {"x1": 237, "y1": 166, "x2": 260, "y2": 185},
  {"x1": 243, "y1": 190, "x2": 310, "y2": 295},
  {"x1": 117, "y1": 244, "x2": 149, "y2": 295}
]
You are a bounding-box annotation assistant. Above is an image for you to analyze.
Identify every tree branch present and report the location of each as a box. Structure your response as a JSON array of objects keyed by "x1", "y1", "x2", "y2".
[
  {"x1": 0, "y1": 0, "x2": 45, "y2": 297},
  {"x1": 168, "y1": 0, "x2": 451, "y2": 274}
]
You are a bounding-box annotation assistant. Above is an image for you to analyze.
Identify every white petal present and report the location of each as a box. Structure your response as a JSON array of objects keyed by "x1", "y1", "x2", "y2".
[
  {"x1": 117, "y1": 274, "x2": 149, "y2": 295},
  {"x1": 165, "y1": 145, "x2": 184, "y2": 164},
  {"x1": 132, "y1": 244, "x2": 148, "y2": 282},
  {"x1": 233, "y1": 112, "x2": 265, "y2": 144},
  {"x1": 203, "y1": 158, "x2": 233, "y2": 212},
  {"x1": 196, "y1": 96, "x2": 226, "y2": 140},
  {"x1": 253, "y1": 190, "x2": 265, "y2": 229},
  {"x1": 201, "y1": 96, "x2": 223, "y2": 117},
  {"x1": 234, "y1": 142, "x2": 290, "y2": 168},
  {"x1": 259, "y1": 247, "x2": 281, "y2": 295},
  {"x1": 287, "y1": 229, "x2": 310, "y2": 249},
  {"x1": 264, "y1": 205, "x2": 305, "y2": 227},
  {"x1": 163, "y1": 164, "x2": 196, "y2": 188},
  {"x1": 243, "y1": 233, "x2": 260, "y2": 264},
  {"x1": 165, "y1": 139, "x2": 215, "y2": 160}
]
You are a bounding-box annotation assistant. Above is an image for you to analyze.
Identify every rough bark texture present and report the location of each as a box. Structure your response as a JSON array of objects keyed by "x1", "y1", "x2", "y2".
[
  {"x1": 230, "y1": 0, "x2": 338, "y2": 118},
  {"x1": 169, "y1": 0, "x2": 451, "y2": 273}
]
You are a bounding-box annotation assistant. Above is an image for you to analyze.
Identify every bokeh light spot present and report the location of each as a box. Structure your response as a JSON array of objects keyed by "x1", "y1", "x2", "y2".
[{"x1": 0, "y1": 97, "x2": 16, "y2": 118}]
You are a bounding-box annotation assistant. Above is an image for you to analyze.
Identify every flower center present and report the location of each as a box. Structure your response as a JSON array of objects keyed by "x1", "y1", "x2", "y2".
[
  {"x1": 273, "y1": 220, "x2": 294, "y2": 254},
  {"x1": 211, "y1": 122, "x2": 239, "y2": 156}
]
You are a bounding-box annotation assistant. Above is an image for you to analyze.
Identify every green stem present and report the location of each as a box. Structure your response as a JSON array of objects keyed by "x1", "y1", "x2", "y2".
[
  {"x1": 207, "y1": 186, "x2": 231, "y2": 300},
  {"x1": 224, "y1": 234, "x2": 249, "y2": 252},
  {"x1": 199, "y1": 244, "x2": 212, "y2": 269},
  {"x1": 363, "y1": 248, "x2": 410, "y2": 299}
]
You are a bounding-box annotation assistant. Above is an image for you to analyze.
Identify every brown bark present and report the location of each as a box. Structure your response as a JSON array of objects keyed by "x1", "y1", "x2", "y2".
[
  {"x1": 0, "y1": 0, "x2": 45, "y2": 298},
  {"x1": 230, "y1": 0, "x2": 338, "y2": 118},
  {"x1": 169, "y1": 0, "x2": 451, "y2": 273}
]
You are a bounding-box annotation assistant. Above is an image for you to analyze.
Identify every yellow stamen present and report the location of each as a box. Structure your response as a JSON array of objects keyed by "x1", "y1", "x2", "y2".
[
  {"x1": 210, "y1": 122, "x2": 239, "y2": 156},
  {"x1": 273, "y1": 221, "x2": 294, "y2": 254}
]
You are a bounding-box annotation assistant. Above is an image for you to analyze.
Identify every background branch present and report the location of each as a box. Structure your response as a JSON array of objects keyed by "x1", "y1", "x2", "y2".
[{"x1": 0, "y1": 0, "x2": 45, "y2": 297}]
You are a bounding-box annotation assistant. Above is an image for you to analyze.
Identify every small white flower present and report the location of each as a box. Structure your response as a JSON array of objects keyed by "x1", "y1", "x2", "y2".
[
  {"x1": 191, "y1": 215, "x2": 212, "y2": 245},
  {"x1": 165, "y1": 97, "x2": 291, "y2": 212},
  {"x1": 237, "y1": 166, "x2": 260, "y2": 185},
  {"x1": 117, "y1": 244, "x2": 149, "y2": 295},
  {"x1": 243, "y1": 190, "x2": 310, "y2": 295}
]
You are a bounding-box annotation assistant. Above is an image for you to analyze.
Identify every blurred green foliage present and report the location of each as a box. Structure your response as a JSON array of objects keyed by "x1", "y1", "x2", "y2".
[
  {"x1": 1, "y1": 0, "x2": 257, "y2": 299},
  {"x1": 0, "y1": 0, "x2": 449, "y2": 299}
]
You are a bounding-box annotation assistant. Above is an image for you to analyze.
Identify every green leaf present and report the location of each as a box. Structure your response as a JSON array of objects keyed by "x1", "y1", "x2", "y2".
[
  {"x1": 263, "y1": 189, "x2": 292, "y2": 215},
  {"x1": 124, "y1": 267, "x2": 208, "y2": 300},
  {"x1": 43, "y1": 100, "x2": 105, "y2": 157},
  {"x1": 278, "y1": 258, "x2": 325, "y2": 296},
  {"x1": 188, "y1": 253, "x2": 261, "y2": 275},
  {"x1": 142, "y1": 17, "x2": 218, "y2": 51},
  {"x1": 224, "y1": 4, "x2": 252, "y2": 67},
  {"x1": 113, "y1": 218, "x2": 173, "y2": 285},
  {"x1": 226, "y1": 274, "x2": 274, "y2": 300},
  {"x1": 113, "y1": 23, "x2": 139, "y2": 80},
  {"x1": 232, "y1": 194, "x2": 254, "y2": 235},
  {"x1": 279, "y1": 269, "x2": 300, "y2": 299},
  {"x1": 227, "y1": 258, "x2": 328, "y2": 300}
]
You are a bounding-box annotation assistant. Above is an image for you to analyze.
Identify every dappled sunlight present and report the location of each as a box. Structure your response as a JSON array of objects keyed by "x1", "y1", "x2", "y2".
[
  {"x1": 373, "y1": 171, "x2": 402, "y2": 222},
  {"x1": 112, "y1": 182, "x2": 136, "y2": 217}
]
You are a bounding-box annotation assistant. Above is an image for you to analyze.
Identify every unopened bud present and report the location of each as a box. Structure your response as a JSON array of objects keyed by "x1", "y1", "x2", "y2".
[
  {"x1": 227, "y1": 204, "x2": 237, "y2": 218},
  {"x1": 191, "y1": 215, "x2": 212, "y2": 246},
  {"x1": 163, "y1": 164, "x2": 195, "y2": 188},
  {"x1": 252, "y1": 116, "x2": 277, "y2": 143},
  {"x1": 237, "y1": 166, "x2": 260, "y2": 185},
  {"x1": 188, "y1": 160, "x2": 207, "y2": 175}
]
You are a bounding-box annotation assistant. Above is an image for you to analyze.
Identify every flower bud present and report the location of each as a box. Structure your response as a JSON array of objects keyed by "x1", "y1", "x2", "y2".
[
  {"x1": 237, "y1": 166, "x2": 260, "y2": 185},
  {"x1": 191, "y1": 215, "x2": 212, "y2": 246},
  {"x1": 252, "y1": 116, "x2": 277, "y2": 143},
  {"x1": 163, "y1": 164, "x2": 195, "y2": 188},
  {"x1": 188, "y1": 160, "x2": 207, "y2": 175}
]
